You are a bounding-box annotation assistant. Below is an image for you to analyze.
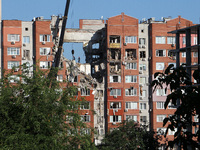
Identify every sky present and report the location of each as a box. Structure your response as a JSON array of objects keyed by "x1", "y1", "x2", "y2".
[{"x1": 2, "y1": 0, "x2": 200, "y2": 63}]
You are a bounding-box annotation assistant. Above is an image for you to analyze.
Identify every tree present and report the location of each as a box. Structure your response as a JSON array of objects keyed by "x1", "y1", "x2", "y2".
[
  {"x1": 0, "y1": 65, "x2": 96, "y2": 150},
  {"x1": 152, "y1": 64, "x2": 200, "y2": 149},
  {"x1": 97, "y1": 121, "x2": 159, "y2": 150}
]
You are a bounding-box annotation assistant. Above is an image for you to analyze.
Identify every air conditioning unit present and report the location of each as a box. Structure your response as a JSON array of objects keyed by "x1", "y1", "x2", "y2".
[
  {"x1": 113, "y1": 95, "x2": 117, "y2": 98},
  {"x1": 23, "y1": 43, "x2": 26, "y2": 46},
  {"x1": 112, "y1": 122, "x2": 116, "y2": 125},
  {"x1": 11, "y1": 41, "x2": 15, "y2": 45},
  {"x1": 12, "y1": 55, "x2": 16, "y2": 59},
  {"x1": 142, "y1": 45, "x2": 146, "y2": 48},
  {"x1": 124, "y1": 43, "x2": 127, "y2": 46},
  {"x1": 124, "y1": 109, "x2": 128, "y2": 112},
  {"x1": 171, "y1": 44, "x2": 175, "y2": 47},
  {"x1": 22, "y1": 57, "x2": 26, "y2": 60},
  {"x1": 42, "y1": 41, "x2": 46, "y2": 45}
]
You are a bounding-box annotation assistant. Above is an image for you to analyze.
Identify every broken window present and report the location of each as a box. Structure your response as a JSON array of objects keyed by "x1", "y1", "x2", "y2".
[
  {"x1": 139, "y1": 64, "x2": 146, "y2": 71},
  {"x1": 110, "y1": 35, "x2": 120, "y2": 43},
  {"x1": 125, "y1": 49, "x2": 137, "y2": 60},
  {"x1": 110, "y1": 49, "x2": 121, "y2": 60},
  {"x1": 156, "y1": 49, "x2": 166, "y2": 57},
  {"x1": 80, "y1": 101, "x2": 90, "y2": 110},
  {"x1": 40, "y1": 48, "x2": 51, "y2": 55},
  {"x1": 110, "y1": 102, "x2": 121, "y2": 109},
  {"x1": 97, "y1": 90, "x2": 103, "y2": 97},
  {"x1": 110, "y1": 63, "x2": 121, "y2": 74},
  {"x1": 140, "y1": 51, "x2": 146, "y2": 58},
  {"x1": 110, "y1": 75, "x2": 121, "y2": 83},
  {"x1": 125, "y1": 88, "x2": 137, "y2": 96},
  {"x1": 81, "y1": 88, "x2": 90, "y2": 96},
  {"x1": 81, "y1": 115, "x2": 90, "y2": 122}
]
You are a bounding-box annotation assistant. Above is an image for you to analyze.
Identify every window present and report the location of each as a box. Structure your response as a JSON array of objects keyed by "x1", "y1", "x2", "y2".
[
  {"x1": 57, "y1": 75, "x2": 63, "y2": 82},
  {"x1": 8, "y1": 75, "x2": 20, "y2": 83},
  {"x1": 156, "y1": 62, "x2": 164, "y2": 70},
  {"x1": 125, "y1": 62, "x2": 137, "y2": 70},
  {"x1": 74, "y1": 76, "x2": 78, "y2": 82},
  {"x1": 139, "y1": 38, "x2": 145, "y2": 45},
  {"x1": 140, "y1": 103, "x2": 146, "y2": 110},
  {"x1": 125, "y1": 49, "x2": 137, "y2": 60},
  {"x1": 156, "y1": 89, "x2": 166, "y2": 96},
  {"x1": 126, "y1": 115, "x2": 137, "y2": 122},
  {"x1": 125, "y1": 75, "x2": 137, "y2": 83},
  {"x1": 40, "y1": 61, "x2": 51, "y2": 69},
  {"x1": 110, "y1": 76, "x2": 121, "y2": 83},
  {"x1": 81, "y1": 128, "x2": 90, "y2": 135},
  {"x1": 40, "y1": 48, "x2": 51, "y2": 55},
  {"x1": 194, "y1": 52, "x2": 198, "y2": 57},
  {"x1": 80, "y1": 101, "x2": 90, "y2": 110},
  {"x1": 139, "y1": 77, "x2": 146, "y2": 84},
  {"x1": 194, "y1": 37, "x2": 197, "y2": 45},
  {"x1": 182, "y1": 37, "x2": 186, "y2": 44},
  {"x1": 167, "y1": 37, "x2": 176, "y2": 44},
  {"x1": 140, "y1": 90, "x2": 146, "y2": 98},
  {"x1": 81, "y1": 115, "x2": 90, "y2": 122},
  {"x1": 139, "y1": 64, "x2": 146, "y2": 71},
  {"x1": 23, "y1": 36, "x2": 30, "y2": 44},
  {"x1": 157, "y1": 128, "x2": 166, "y2": 135},
  {"x1": 125, "y1": 88, "x2": 137, "y2": 96},
  {"x1": 182, "y1": 52, "x2": 186, "y2": 57},
  {"x1": 125, "y1": 36, "x2": 137, "y2": 43},
  {"x1": 168, "y1": 50, "x2": 176, "y2": 57},
  {"x1": 156, "y1": 36, "x2": 165, "y2": 44},
  {"x1": 8, "y1": 61, "x2": 20, "y2": 69},
  {"x1": 157, "y1": 115, "x2": 166, "y2": 122},
  {"x1": 125, "y1": 102, "x2": 137, "y2": 109},
  {"x1": 81, "y1": 88, "x2": 90, "y2": 96},
  {"x1": 110, "y1": 115, "x2": 122, "y2": 123},
  {"x1": 140, "y1": 51, "x2": 146, "y2": 58},
  {"x1": 7, "y1": 47, "x2": 20, "y2": 55},
  {"x1": 156, "y1": 102, "x2": 165, "y2": 109},
  {"x1": 110, "y1": 102, "x2": 121, "y2": 109},
  {"x1": 8, "y1": 34, "x2": 20, "y2": 42},
  {"x1": 40, "y1": 34, "x2": 50, "y2": 42},
  {"x1": 23, "y1": 50, "x2": 31, "y2": 60},
  {"x1": 156, "y1": 49, "x2": 166, "y2": 57},
  {"x1": 140, "y1": 116, "x2": 147, "y2": 122},
  {"x1": 194, "y1": 115, "x2": 199, "y2": 122},
  {"x1": 110, "y1": 89, "x2": 121, "y2": 96}
]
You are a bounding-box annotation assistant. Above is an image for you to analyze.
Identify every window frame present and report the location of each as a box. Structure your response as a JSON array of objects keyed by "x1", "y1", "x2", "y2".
[
  {"x1": 156, "y1": 36, "x2": 166, "y2": 44},
  {"x1": 7, "y1": 61, "x2": 20, "y2": 69},
  {"x1": 7, "y1": 47, "x2": 20, "y2": 55},
  {"x1": 125, "y1": 75, "x2": 137, "y2": 83},
  {"x1": 125, "y1": 102, "x2": 137, "y2": 109},
  {"x1": 125, "y1": 36, "x2": 137, "y2": 44}
]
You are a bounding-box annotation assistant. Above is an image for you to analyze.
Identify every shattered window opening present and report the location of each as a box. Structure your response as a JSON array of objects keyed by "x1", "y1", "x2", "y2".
[
  {"x1": 81, "y1": 88, "x2": 90, "y2": 96},
  {"x1": 140, "y1": 51, "x2": 146, "y2": 58},
  {"x1": 110, "y1": 63, "x2": 121, "y2": 74},
  {"x1": 110, "y1": 102, "x2": 121, "y2": 109},
  {"x1": 110, "y1": 75, "x2": 121, "y2": 83},
  {"x1": 110, "y1": 49, "x2": 121, "y2": 60},
  {"x1": 125, "y1": 49, "x2": 137, "y2": 60}
]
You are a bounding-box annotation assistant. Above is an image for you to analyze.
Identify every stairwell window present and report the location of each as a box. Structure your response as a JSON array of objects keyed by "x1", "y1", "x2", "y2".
[
  {"x1": 125, "y1": 102, "x2": 137, "y2": 109},
  {"x1": 125, "y1": 36, "x2": 137, "y2": 43},
  {"x1": 140, "y1": 103, "x2": 147, "y2": 110},
  {"x1": 23, "y1": 36, "x2": 30, "y2": 44},
  {"x1": 7, "y1": 47, "x2": 20, "y2": 55},
  {"x1": 125, "y1": 75, "x2": 137, "y2": 83},
  {"x1": 139, "y1": 64, "x2": 146, "y2": 71},
  {"x1": 110, "y1": 115, "x2": 122, "y2": 123},
  {"x1": 40, "y1": 48, "x2": 51, "y2": 55},
  {"x1": 156, "y1": 36, "x2": 165, "y2": 44},
  {"x1": 8, "y1": 34, "x2": 20, "y2": 42},
  {"x1": 40, "y1": 34, "x2": 50, "y2": 42}
]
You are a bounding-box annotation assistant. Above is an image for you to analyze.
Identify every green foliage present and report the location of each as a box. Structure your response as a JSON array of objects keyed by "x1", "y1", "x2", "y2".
[
  {"x1": 152, "y1": 64, "x2": 200, "y2": 149},
  {"x1": 97, "y1": 121, "x2": 159, "y2": 150},
  {"x1": 0, "y1": 65, "x2": 96, "y2": 150}
]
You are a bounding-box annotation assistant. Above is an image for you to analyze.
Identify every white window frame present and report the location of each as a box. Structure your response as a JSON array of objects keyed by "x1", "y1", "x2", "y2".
[
  {"x1": 156, "y1": 62, "x2": 165, "y2": 70},
  {"x1": 156, "y1": 89, "x2": 166, "y2": 96},
  {"x1": 139, "y1": 64, "x2": 146, "y2": 71},
  {"x1": 110, "y1": 115, "x2": 122, "y2": 123},
  {"x1": 7, "y1": 47, "x2": 20, "y2": 55},
  {"x1": 110, "y1": 75, "x2": 121, "y2": 83},
  {"x1": 81, "y1": 88, "x2": 90, "y2": 96},
  {"x1": 40, "y1": 34, "x2": 50, "y2": 42},
  {"x1": 23, "y1": 36, "x2": 30, "y2": 44},
  {"x1": 8, "y1": 34, "x2": 20, "y2": 42},
  {"x1": 167, "y1": 36, "x2": 176, "y2": 44},
  {"x1": 125, "y1": 75, "x2": 137, "y2": 83},
  {"x1": 40, "y1": 47, "x2": 51, "y2": 55},
  {"x1": 139, "y1": 38, "x2": 145, "y2": 45},
  {"x1": 125, "y1": 88, "x2": 137, "y2": 96},
  {"x1": 156, "y1": 36, "x2": 166, "y2": 44},
  {"x1": 81, "y1": 115, "x2": 90, "y2": 122},
  {"x1": 8, "y1": 61, "x2": 20, "y2": 69},
  {"x1": 126, "y1": 115, "x2": 137, "y2": 122},
  {"x1": 140, "y1": 103, "x2": 146, "y2": 110},
  {"x1": 125, "y1": 102, "x2": 137, "y2": 109},
  {"x1": 157, "y1": 115, "x2": 166, "y2": 122},
  {"x1": 40, "y1": 61, "x2": 51, "y2": 69},
  {"x1": 125, "y1": 36, "x2": 137, "y2": 43},
  {"x1": 194, "y1": 37, "x2": 197, "y2": 45},
  {"x1": 156, "y1": 102, "x2": 165, "y2": 109},
  {"x1": 110, "y1": 89, "x2": 121, "y2": 96},
  {"x1": 125, "y1": 62, "x2": 137, "y2": 70},
  {"x1": 156, "y1": 49, "x2": 166, "y2": 57}
]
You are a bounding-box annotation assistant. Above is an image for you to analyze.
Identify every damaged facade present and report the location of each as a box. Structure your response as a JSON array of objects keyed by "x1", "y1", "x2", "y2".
[{"x1": 1, "y1": 12, "x2": 198, "y2": 148}]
